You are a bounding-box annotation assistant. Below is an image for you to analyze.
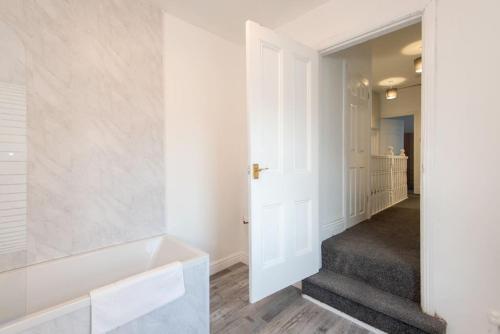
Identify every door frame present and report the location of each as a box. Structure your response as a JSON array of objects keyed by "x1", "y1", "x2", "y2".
[{"x1": 318, "y1": 1, "x2": 437, "y2": 314}]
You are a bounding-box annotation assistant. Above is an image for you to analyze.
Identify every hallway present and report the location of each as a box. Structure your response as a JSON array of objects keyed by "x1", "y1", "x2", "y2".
[{"x1": 303, "y1": 196, "x2": 445, "y2": 334}]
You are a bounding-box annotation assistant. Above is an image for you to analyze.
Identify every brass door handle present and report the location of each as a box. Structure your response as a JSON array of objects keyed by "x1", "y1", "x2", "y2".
[{"x1": 252, "y1": 163, "x2": 269, "y2": 179}]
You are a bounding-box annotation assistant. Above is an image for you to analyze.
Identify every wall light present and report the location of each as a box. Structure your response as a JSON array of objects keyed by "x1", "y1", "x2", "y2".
[
  {"x1": 414, "y1": 57, "x2": 422, "y2": 73},
  {"x1": 385, "y1": 87, "x2": 398, "y2": 100}
]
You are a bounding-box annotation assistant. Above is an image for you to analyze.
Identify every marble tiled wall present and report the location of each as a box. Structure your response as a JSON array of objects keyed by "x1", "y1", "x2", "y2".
[
  {"x1": 0, "y1": 19, "x2": 28, "y2": 272},
  {"x1": 0, "y1": 0, "x2": 165, "y2": 272}
]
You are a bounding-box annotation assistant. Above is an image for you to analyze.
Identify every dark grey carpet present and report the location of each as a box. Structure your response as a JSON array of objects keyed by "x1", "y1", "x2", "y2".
[
  {"x1": 322, "y1": 197, "x2": 420, "y2": 302},
  {"x1": 303, "y1": 196, "x2": 447, "y2": 334},
  {"x1": 303, "y1": 271, "x2": 445, "y2": 334}
]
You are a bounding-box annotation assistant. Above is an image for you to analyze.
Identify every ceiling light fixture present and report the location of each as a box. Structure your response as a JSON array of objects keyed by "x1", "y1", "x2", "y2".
[
  {"x1": 401, "y1": 40, "x2": 422, "y2": 56},
  {"x1": 414, "y1": 56, "x2": 422, "y2": 73},
  {"x1": 385, "y1": 87, "x2": 398, "y2": 100},
  {"x1": 385, "y1": 83, "x2": 422, "y2": 100},
  {"x1": 378, "y1": 77, "x2": 407, "y2": 87}
]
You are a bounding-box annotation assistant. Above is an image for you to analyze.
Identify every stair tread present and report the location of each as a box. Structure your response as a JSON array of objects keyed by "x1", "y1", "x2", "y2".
[
  {"x1": 322, "y1": 206, "x2": 420, "y2": 301},
  {"x1": 304, "y1": 270, "x2": 445, "y2": 334}
]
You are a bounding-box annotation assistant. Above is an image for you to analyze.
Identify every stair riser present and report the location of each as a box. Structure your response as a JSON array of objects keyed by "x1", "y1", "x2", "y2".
[{"x1": 303, "y1": 281, "x2": 433, "y2": 334}]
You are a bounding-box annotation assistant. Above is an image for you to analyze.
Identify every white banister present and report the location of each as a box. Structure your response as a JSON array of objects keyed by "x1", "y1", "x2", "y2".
[{"x1": 370, "y1": 148, "x2": 408, "y2": 215}]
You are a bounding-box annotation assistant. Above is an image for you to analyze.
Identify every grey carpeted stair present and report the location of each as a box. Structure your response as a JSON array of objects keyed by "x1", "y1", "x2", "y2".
[
  {"x1": 303, "y1": 197, "x2": 446, "y2": 334},
  {"x1": 303, "y1": 270, "x2": 446, "y2": 334},
  {"x1": 322, "y1": 206, "x2": 421, "y2": 302}
]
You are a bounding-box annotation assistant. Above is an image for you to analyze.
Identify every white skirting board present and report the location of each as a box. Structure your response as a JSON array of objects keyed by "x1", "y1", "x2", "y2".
[
  {"x1": 210, "y1": 252, "x2": 247, "y2": 275},
  {"x1": 302, "y1": 294, "x2": 387, "y2": 334},
  {"x1": 321, "y1": 218, "x2": 345, "y2": 241}
]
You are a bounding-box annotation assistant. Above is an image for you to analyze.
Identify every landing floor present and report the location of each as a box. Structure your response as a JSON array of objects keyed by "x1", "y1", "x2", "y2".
[{"x1": 349, "y1": 194, "x2": 421, "y2": 282}]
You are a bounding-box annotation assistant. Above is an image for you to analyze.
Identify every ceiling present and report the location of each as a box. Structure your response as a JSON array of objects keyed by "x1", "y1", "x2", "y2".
[
  {"x1": 371, "y1": 23, "x2": 422, "y2": 93},
  {"x1": 152, "y1": 0, "x2": 330, "y2": 44},
  {"x1": 154, "y1": 1, "x2": 421, "y2": 91}
]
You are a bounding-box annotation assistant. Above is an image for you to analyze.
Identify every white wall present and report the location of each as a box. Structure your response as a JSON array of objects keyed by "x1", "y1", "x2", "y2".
[
  {"x1": 380, "y1": 118, "x2": 404, "y2": 154},
  {"x1": 431, "y1": 1, "x2": 500, "y2": 333},
  {"x1": 163, "y1": 13, "x2": 247, "y2": 273},
  {"x1": 319, "y1": 56, "x2": 345, "y2": 240},
  {"x1": 381, "y1": 85, "x2": 420, "y2": 117},
  {"x1": 381, "y1": 86, "x2": 421, "y2": 193},
  {"x1": 278, "y1": 1, "x2": 500, "y2": 333}
]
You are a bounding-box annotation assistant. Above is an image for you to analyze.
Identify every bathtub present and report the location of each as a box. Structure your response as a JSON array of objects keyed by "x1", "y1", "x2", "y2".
[{"x1": 0, "y1": 235, "x2": 209, "y2": 334}]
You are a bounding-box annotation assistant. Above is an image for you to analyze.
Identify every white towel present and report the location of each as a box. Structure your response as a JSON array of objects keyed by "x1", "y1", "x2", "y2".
[{"x1": 90, "y1": 261, "x2": 185, "y2": 334}]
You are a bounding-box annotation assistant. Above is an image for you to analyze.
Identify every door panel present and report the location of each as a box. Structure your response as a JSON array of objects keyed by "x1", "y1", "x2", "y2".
[
  {"x1": 292, "y1": 56, "x2": 311, "y2": 171},
  {"x1": 261, "y1": 203, "x2": 284, "y2": 267},
  {"x1": 246, "y1": 21, "x2": 319, "y2": 303},
  {"x1": 358, "y1": 167, "x2": 366, "y2": 215},
  {"x1": 349, "y1": 167, "x2": 356, "y2": 218},
  {"x1": 294, "y1": 199, "x2": 312, "y2": 255},
  {"x1": 349, "y1": 104, "x2": 357, "y2": 153},
  {"x1": 259, "y1": 43, "x2": 282, "y2": 171}
]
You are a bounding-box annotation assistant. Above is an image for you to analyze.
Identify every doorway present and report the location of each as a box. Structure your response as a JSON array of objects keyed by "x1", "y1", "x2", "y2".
[
  {"x1": 245, "y1": 3, "x2": 437, "y2": 314},
  {"x1": 317, "y1": 14, "x2": 433, "y2": 313}
]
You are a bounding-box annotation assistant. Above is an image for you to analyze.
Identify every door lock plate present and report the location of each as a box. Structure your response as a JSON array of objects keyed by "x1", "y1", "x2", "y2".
[{"x1": 252, "y1": 163, "x2": 268, "y2": 179}]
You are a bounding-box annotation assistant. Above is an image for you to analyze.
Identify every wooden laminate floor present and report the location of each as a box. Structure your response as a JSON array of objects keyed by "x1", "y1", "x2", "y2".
[{"x1": 210, "y1": 263, "x2": 373, "y2": 334}]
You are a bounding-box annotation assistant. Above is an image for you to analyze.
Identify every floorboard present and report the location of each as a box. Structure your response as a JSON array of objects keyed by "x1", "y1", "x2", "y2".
[{"x1": 210, "y1": 263, "x2": 373, "y2": 334}]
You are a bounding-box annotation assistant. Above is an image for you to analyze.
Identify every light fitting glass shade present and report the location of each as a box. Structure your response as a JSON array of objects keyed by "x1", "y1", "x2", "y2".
[
  {"x1": 385, "y1": 88, "x2": 398, "y2": 100},
  {"x1": 414, "y1": 56, "x2": 422, "y2": 73}
]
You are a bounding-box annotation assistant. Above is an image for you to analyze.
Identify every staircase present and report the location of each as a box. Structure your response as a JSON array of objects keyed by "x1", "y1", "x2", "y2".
[{"x1": 302, "y1": 200, "x2": 446, "y2": 334}]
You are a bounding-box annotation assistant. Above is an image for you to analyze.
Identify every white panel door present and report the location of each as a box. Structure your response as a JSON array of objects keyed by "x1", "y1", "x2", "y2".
[
  {"x1": 246, "y1": 21, "x2": 319, "y2": 303},
  {"x1": 344, "y1": 45, "x2": 372, "y2": 228}
]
